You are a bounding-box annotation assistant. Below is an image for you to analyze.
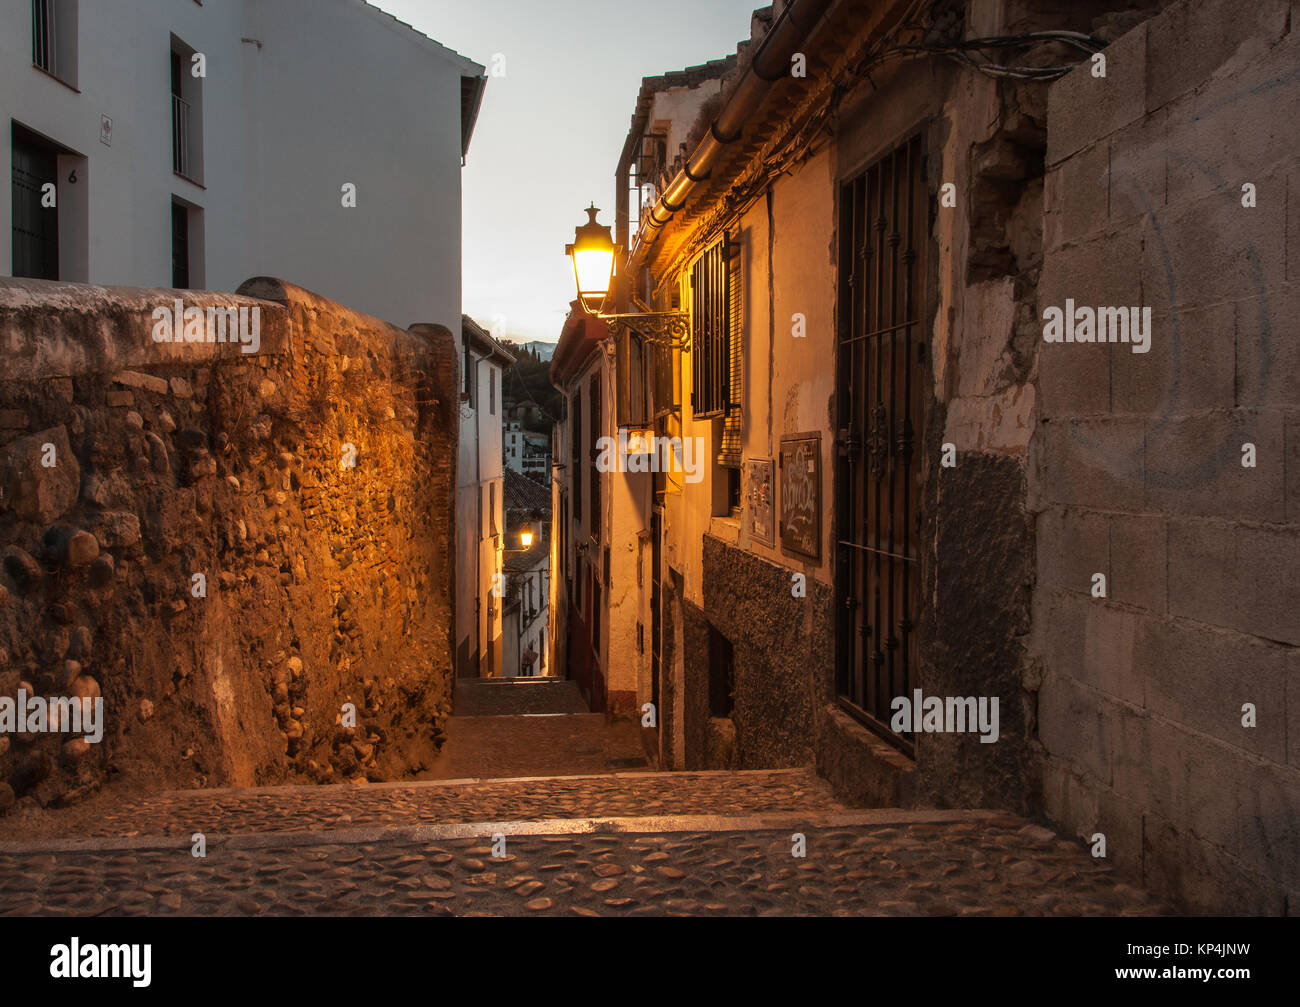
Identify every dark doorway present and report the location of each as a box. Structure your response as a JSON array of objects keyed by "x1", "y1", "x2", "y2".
[
  {"x1": 707, "y1": 624, "x2": 734, "y2": 718},
  {"x1": 171, "y1": 202, "x2": 189, "y2": 288},
  {"x1": 650, "y1": 509, "x2": 662, "y2": 717},
  {"x1": 834, "y1": 134, "x2": 926, "y2": 753},
  {"x1": 11, "y1": 123, "x2": 59, "y2": 280}
]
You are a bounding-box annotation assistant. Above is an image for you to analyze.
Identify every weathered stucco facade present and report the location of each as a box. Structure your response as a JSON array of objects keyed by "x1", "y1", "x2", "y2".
[{"x1": 570, "y1": 0, "x2": 1298, "y2": 913}]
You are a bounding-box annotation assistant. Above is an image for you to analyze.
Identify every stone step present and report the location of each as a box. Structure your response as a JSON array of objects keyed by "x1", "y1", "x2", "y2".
[
  {"x1": 0, "y1": 768, "x2": 844, "y2": 844},
  {"x1": 451, "y1": 678, "x2": 589, "y2": 716}
]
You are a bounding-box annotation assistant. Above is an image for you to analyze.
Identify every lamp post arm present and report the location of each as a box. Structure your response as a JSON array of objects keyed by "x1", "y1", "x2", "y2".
[{"x1": 596, "y1": 310, "x2": 691, "y2": 350}]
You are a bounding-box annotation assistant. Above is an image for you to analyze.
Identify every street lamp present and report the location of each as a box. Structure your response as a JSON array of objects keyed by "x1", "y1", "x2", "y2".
[
  {"x1": 565, "y1": 204, "x2": 690, "y2": 350},
  {"x1": 519, "y1": 523, "x2": 534, "y2": 548},
  {"x1": 565, "y1": 204, "x2": 617, "y2": 314}
]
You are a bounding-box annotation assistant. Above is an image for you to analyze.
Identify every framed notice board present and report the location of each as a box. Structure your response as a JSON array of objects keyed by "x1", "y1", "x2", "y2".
[
  {"x1": 779, "y1": 432, "x2": 821, "y2": 561},
  {"x1": 746, "y1": 457, "x2": 774, "y2": 547}
]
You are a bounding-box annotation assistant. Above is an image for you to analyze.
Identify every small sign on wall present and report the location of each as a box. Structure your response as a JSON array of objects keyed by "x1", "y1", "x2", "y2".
[
  {"x1": 779, "y1": 433, "x2": 821, "y2": 561},
  {"x1": 746, "y1": 457, "x2": 774, "y2": 547},
  {"x1": 100, "y1": 115, "x2": 113, "y2": 146}
]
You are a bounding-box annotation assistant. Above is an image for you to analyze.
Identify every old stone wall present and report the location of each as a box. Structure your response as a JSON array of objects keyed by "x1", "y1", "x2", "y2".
[
  {"x1": 0, "y1": 277, "x2": 458, "y2": 815},
  {"x1": 822, "y1": 0, "x2": 1063, "y2": 815},
  {"x1": 690, "y1": 535, "x2": 830, "y2": 770},
  {"x1": 1032, "y1": 0, "x2": 1300, "y2": 912}
]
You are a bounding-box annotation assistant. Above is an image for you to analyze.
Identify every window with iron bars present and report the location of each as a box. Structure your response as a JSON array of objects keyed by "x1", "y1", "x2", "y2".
[
  {"x1": 834, "y1": 132, "x2": 927, "y2": 754},
  {"x1": 31, "y1": 0, "x2": 77, "y2": 88},
  {"x1": 690, "y1": 236, "x2": 731, "y2": 420}
]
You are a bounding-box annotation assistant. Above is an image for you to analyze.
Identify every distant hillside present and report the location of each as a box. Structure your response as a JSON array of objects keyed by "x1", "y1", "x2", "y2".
[
  {"x1": 523, "y1": 340, "x2": 556, "y2": 362},
  {"x1": 499, "y1": 339, "x2": 563, "y2": 432}
]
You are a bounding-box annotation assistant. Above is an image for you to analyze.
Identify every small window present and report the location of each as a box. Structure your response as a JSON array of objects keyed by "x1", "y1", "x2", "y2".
[
  {"x1": 690, "y1": 236, "x2": 732, "y2": 419},
  {"x1": 489, "y1": 368, "x2": 496, "y2": 415},
  {"x1": 462, "y1": 339, "x2": 474, "y2": 403},
  {"x1": 31, "y1": 0, "x2": 78, "y2": 89}
]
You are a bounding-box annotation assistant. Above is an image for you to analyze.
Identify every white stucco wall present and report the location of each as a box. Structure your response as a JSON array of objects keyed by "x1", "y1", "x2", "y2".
[
  {"x1": 504, "y1": 565, "x2": 549, "y2": 677},
  {"x1": 455, "y1": 335, "x2": 506, "y2": 677},
  {"x1": 1, "y1": 0, "x2": 480, "y2": 331}
]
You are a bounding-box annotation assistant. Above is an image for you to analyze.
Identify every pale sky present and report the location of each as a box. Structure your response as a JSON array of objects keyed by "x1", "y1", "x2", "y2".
[{"x1": 372, "y1": 0, "x2": 762, "y2": 345}]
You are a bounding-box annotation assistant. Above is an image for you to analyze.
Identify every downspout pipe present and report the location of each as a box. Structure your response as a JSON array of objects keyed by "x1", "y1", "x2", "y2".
[{"x1": 641, "y1": 0, "x2": 834, "y2": 243}]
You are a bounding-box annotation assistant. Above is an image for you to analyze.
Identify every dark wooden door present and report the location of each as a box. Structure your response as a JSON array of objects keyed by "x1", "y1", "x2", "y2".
[
  {"x1": 11, "y1": 125, "x2": 59, "y2": 280},
  {"x1": 650, "y1": 509, "x2": 662, "y2": 716}
]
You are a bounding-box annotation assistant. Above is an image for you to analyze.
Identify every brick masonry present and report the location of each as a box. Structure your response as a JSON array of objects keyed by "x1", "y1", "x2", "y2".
[{"x1": 1032, "y1": 0, "x2": 1300, "y2": 913}]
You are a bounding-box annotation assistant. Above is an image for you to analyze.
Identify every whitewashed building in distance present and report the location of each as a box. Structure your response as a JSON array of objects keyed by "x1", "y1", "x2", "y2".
[
  {"x1": 504, "y1": 420, "x2": 550, "y2": 478},
  {"x1": 458, "y1": 315, "x2": 515, "y2": 678},
  {"x1": 2, "y1": 0, "x2": 486, "y2": 331},
  {"x1": 503, "y1": 469, "x2": 551, "y2": 678}
]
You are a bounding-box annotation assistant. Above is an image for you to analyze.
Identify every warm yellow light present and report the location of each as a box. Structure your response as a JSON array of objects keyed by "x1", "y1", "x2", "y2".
[
  {"x1": 566, "y1": 204, "x2": 616, "y2": 313},
  {"x1": 520, "y1": 528, "x2": 534, "y2": 548},
  {"x1": 624, "y1": 428, "x2": 654, "y2": 455},
  {"x1": 573, "y1": 248, "x2": 615, "y2": 304}
]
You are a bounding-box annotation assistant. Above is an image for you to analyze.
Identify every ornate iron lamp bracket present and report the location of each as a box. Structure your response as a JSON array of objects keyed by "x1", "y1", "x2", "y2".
[{"x1": 597, "y1": 311, "x2": 691, "y2": 351}]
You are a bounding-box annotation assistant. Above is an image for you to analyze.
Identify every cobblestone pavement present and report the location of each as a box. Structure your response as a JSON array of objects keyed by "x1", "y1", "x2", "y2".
[
  {"x1": 0, "y1": 814, "x2": 1169, "y2": 916},
  {"x1": 0, "y1": 768, "x2": 1170, "y2": 916},
  {"x1": 4, "y1": 769, "x2": 842, "y2": 840}
]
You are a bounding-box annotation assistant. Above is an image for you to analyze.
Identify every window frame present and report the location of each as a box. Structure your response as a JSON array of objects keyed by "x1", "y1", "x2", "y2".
[
  {"x1": 588, "y1": 373, "x2": 601, "y2": 544},
  {"x1": 690, "y1": 235, "x2": 732, "y2": 420},
  {"x1": 169, "y1": 33, "x2": 204, "y2": 185},
  {"x1": 31, "y1": 0, "x2": 78, "y2": 90}
]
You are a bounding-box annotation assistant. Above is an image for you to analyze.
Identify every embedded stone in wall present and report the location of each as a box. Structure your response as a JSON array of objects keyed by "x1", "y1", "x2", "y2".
[
  {"x1": 92, "y1": 511, "x2": 141, "y2": 549},
  {"x1": 1, "y1": 426, "x2": 80, "y2": 523}
]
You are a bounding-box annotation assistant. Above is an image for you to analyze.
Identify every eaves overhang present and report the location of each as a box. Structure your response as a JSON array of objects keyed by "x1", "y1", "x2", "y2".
[{"x1": 549, "y1": 301, "x2": 608, "y2": 387}]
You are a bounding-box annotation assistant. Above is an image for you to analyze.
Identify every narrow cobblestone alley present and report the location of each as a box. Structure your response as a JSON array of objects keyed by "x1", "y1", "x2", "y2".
[{"x1": 0, "y1": 679, "x2": 1170, "y2": 916}]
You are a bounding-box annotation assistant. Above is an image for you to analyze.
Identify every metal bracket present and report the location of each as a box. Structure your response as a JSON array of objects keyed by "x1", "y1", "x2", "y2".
[{"x1": 597, "y1": 310, "x2": 691, "y2": 351}]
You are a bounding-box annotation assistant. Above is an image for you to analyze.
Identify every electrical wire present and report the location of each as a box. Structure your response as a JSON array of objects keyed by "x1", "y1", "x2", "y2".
[{"x1": 672, "y1": 8, "x2": 1106, "y2": 267}]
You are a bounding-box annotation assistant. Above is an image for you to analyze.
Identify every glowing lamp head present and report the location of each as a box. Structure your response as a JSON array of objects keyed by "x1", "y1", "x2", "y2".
[
  {"x1": 566, "y1": 204, "x2": 616, "y2": 313},
  {"x1": 520, "y1": 526, "x2": 534, "y2": 548}
]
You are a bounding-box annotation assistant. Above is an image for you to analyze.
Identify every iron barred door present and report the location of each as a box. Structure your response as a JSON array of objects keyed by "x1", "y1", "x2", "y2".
[
  {"x1": 11, "y1": 126, "x2": 59, "y2": 280},
  {"x1": 835, "y1": 135, "x2": 926, "y2": 753}
]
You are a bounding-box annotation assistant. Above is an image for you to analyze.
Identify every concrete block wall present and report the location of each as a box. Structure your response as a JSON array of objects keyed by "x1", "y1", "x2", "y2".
[
  {"x1": 1032, "y1": 0, "x2": 1300, "y2": 913},
  {"x1": 0, "y1": 277, "x2": 458, "y2": 813}
]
